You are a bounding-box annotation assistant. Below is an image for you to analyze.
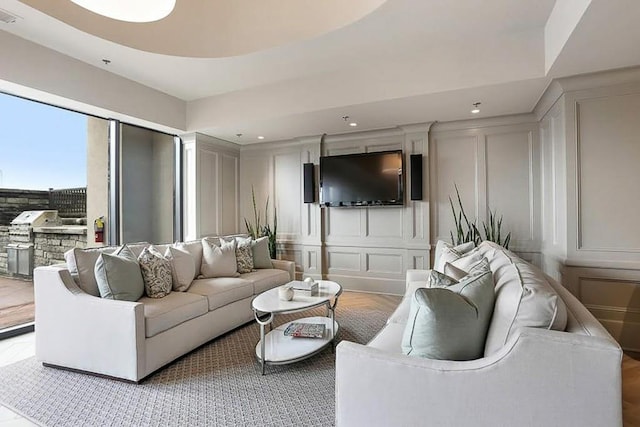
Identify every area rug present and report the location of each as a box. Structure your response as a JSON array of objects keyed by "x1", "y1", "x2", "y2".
[{"x1": 0, "y1": 305, "x2": 391, "y2": 426}]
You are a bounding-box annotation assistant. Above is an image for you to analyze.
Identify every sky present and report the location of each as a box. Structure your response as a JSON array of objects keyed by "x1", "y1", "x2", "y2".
[{"x1": 0, "y1": 93, "x2": 87, "y2": 190}]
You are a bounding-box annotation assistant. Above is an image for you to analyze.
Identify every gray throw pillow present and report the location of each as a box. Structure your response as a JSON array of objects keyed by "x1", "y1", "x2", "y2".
[
  {"x1": 402, "y1": 268, "x2": 495, "y2": 360},
  {"x1": 138, "y1": 245, "x2": 172, "y2": 298},
  {"x1": 428, "y1": 270, "x2": 458, "y2": 288},
  {"x1": 95, "y1": 245, "x2": 145, "y2": 301},
  {"x1": 251, "y1": 236, "x2": 273, "y2": 269},
  {"x1": 200, "y1": 238, "x2": 239, "y2": 278}
]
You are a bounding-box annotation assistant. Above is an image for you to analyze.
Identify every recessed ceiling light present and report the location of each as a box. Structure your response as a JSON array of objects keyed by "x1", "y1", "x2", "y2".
[
  {"x1": 349, "y1": 122, "x2": 358, "y2": 127},
  {"x1": 471, "y1": 102, "x2": 481, "y2": 114},
  {"x1": 257, "y1": 136, "x2": 265, "y2": 140},
  {"x1": 70, "y1": 0, "x2": 176, "y2": 23}
]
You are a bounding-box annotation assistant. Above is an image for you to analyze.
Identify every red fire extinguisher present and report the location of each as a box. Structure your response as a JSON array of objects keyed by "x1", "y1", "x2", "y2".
[{"x1": 94, "y1": 216, "x2": 105, "y2": 243}]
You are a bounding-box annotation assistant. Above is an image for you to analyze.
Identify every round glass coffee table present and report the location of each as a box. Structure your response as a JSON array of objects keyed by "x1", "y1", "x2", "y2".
[{"x1": 251, "y1": 280, "x2": 342, "y2": 375}]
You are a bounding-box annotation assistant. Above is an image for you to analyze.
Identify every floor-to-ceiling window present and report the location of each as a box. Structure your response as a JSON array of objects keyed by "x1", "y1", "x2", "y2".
[{"x1": 0, "y1": 92, "x2": 91, "y2": 337}]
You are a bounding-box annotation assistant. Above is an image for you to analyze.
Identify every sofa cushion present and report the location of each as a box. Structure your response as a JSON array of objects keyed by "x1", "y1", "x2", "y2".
[
  {"x1": 251, "y1": 236, "x2": 273, "y2": 269},
  {"x1": 201, "y1": 238, "x2": 238, "y2": 278},
  {"x1": 174, "y1": 240, "x2": 203, "y2": 279},
  {"x1": 165, "y1": 246, "x2": 196, "y2": 292},
  {"x1": 138, "y1": 246, "x2": 172, "y2": 299},
  {"x1": 94, "y1": 245, "x2": 145, "y2": 301},
  {"x1": 484, "y1": 255, "x2": 568, "y2": 355},
  {"x1": 401, "y1": 269, "x2": 495, "y2": 360},
  {"x1": 140, "y1": 292, "x2": 208, "y2": 338},
  {"x1": 240, "y1": 269, "x2": 291, "y2": 294},
  {"x1": 188, "y1": 277, "x2": 254, "y2": 311},
  {"x1": 368, "y1": 322, "x2": 405, "y2": 354},
  {"x1": 433, "y1": 240, "x2": 475, "y2": 272}
]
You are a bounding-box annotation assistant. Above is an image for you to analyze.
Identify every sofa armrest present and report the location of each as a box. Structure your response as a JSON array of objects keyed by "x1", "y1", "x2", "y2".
[
  {"x1": 405, "y1": 269, "x2": 430, "y2": 289},
  {"x1": 336, "y1": 328, "x2": 622, "y2": 427},
  {"x1": 271, "y1": 259, "x2": 295, "y2": 281},
  {"x1": 34, "y1": 265, "x2": 146, "y2": 381}
]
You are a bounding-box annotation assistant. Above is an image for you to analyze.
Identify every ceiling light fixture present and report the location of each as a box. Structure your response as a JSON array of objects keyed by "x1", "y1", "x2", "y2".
[
  {"x1": 69, "y1": 0, "x2": 176, "y2": 23},
  {"x1": 471, "y1": 102, "x2": 481, "y2": 114},
  {"x1": 343, "y1": 115, "x2": 358, "y2": 127},
  {"x1": 257, "y1": 136, "x2": 265, "y2": 140}
]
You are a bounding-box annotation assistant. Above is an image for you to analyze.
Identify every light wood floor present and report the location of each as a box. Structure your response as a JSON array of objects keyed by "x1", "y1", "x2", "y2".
[{"x1": 0, "y1": 291, "x2": 638, "y2": 426}]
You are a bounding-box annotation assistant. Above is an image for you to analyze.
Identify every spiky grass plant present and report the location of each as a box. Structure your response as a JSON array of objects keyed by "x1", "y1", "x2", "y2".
[
  {"x1": 244, "y1": 186, "x2": 278, "y2": 258},
  {"x1": 449, "y1": 184, "x2": 481, "y2": 246},
  {"x1": 482, "y1": 210, "x2": 511, "y2": 249}
]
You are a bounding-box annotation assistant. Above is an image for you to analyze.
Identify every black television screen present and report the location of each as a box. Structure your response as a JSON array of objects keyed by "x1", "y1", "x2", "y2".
[{"x1": 319, "y1": 150, "x2": 404, "y2": 207}]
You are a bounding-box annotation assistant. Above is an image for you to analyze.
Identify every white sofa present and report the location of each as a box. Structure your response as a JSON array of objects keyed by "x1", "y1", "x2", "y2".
[
  {"x1": 34, "y1": 238, "x2": 295, "y2": 382},
  {"x1": 335, "y1": 241, "x2": 623, "y2": 427}
]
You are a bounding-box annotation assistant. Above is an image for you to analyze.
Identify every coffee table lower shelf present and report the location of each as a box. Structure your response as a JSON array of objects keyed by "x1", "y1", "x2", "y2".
[{"x1": 255, "y1": 316, "x2": 339, "y2": 366}]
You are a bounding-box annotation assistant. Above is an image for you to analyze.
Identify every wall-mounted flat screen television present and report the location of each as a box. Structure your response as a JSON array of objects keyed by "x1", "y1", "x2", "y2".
[{"x1": 319, "y1": 150, "x2": 404, "y2": 207}]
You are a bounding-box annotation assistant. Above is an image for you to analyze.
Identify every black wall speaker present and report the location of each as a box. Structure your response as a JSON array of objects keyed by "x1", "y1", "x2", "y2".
[
  {"x1": 410, "y1": 154, "x2": 423, "y2": 201},
  {"x1": 303, "y1": 163, "x2": 315, "y2": 203}
]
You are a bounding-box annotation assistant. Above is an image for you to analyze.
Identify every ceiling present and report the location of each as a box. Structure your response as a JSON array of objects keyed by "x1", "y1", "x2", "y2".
[{"x1": 1, "y1": 0, "x2": 640, "y2": 144}]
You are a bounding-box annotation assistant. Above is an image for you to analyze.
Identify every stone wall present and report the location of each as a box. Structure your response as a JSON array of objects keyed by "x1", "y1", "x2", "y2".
[
  {"x1": 0, "y1": 226, "x2": 8, "y2": 274},
  {"x1": 0, "y1": 225, "x2": 86, "y2": 276},
  {"x1": 33, "y1": 227, "x2": 87, "y2": 267},
  {"x1": 0, "y1": 189, "x2": 50, "y2": 225}
]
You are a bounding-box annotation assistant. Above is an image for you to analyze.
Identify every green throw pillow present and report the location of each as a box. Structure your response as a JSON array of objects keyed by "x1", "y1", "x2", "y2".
[
  {"x1": 251, "y1": 236, "x2": 273, "y2": 269},
  {"x1": 95, "y1": 245, "x2": 145, "y2": 301},
  {"x1": 402, "y1": 268, "x2": 495, "y2": 360}
]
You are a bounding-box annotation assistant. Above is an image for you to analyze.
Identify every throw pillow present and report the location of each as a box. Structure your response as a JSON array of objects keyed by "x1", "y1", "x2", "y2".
[
  {"x1": 174, "y1": 240, "x2": 203, "y2": 279},
  {"x1": 138, "y1": 245, "x2": 172, "y2": 298},
  {"x1": 433, "y1": 240, "x2": 475, "y2": 271},
  {"x1": 436, "y1": 246, "x2": 483, "y2": 274},
  {"x1": 235, "y1": 237, "x2": 254, "y2": 273},
  {"x1": 165, "y1": 246, "x2": 196, "y2": 291},
  {"x1": 200, "y1": 238, "x2": 239, "y2": 278},
  {"x1": 443, "y1": 256, "x2": 491, "y2": 281},
  {"x1": 94, "y1": 245, "x2": 145, "y2": 301},
  {"x1": 402, "y1": 269, "x2": 495, "y2": 360},
  {"x1": 64, "y1": 246, "x2": 117, "y2": 296},
  {"x1": 428, "y1": 270, "x2": 459, "y2": 288},
  {"x1": 251, "y1": 236, "x2": 273, "y2": 269}
]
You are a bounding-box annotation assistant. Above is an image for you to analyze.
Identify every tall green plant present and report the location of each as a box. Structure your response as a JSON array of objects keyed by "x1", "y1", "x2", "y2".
[
  {"x1": 482, "y1": 210, "x2": 511, "y2": 249},
  {"x1": 448, "y1": 184, "x2": 512, "y2": 249},
  {"x1": 449, "y1": 184, "x2": 481, "y2": 246},
  {"x1": 244, "y1": 186, "x2": 278, "y2": 259}
]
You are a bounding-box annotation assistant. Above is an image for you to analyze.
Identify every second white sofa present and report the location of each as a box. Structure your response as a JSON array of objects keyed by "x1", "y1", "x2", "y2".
[
  {"x1": 34, "y1": 237, "x2": 295, "y2": 382},
  {"x1": 335, "y1": 241, "x2": 623, "y2": 427}
]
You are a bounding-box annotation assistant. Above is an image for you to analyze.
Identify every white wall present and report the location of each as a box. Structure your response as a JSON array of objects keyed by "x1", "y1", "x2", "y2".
[
  {"x1": 430, "y1": 116, "x2": 542, "y2": 265},
  {"x1": 182, "y1": 133, "x2": 240, "y2": 241},
  {"x1": 538, "y1": 70, "x2": 640, "y2": 351}
]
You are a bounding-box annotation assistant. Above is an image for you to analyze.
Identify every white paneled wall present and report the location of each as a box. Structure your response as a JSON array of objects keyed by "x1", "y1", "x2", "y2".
[
  {"x1": 430, "y1": 117, "x2": 542, "y2": 264},
  {"x1": 538, "y1": 71, "x2": 640, "y2": 351},
  {"x1": 182, "y1": 133, "x2": 239, "y2": 241}
]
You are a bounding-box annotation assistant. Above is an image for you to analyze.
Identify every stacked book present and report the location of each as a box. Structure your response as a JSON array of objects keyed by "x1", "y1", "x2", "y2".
[
  {"x1": 284, "y1": 322, "x2": 325, "y2": 338},
  {"x1": 291, "y1": 280, "x2": 319, "y2": 296}
]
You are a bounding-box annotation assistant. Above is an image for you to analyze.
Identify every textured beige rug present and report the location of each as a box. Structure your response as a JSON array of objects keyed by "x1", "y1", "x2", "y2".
[{"x1": 0, "y1": 305, "x2": 390, "y2": 426}]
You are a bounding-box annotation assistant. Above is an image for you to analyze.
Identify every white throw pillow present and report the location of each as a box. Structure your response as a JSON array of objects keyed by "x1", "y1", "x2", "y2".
[
  {"x1": 436, "y1": 246, "x2": 483, "y2": 274},
  {"x1": 443, "y1": 257, "x2": 491, "y2": 281},
  {"x1": 433, "y1": 240, "x2": 475, "y2": 271},
  {"x1": 200, "y1": 238, "x2": 239, "y2": 278},
  {"x1": 165, "y1": 246, "x2": 196, "y2": 291},
  {"x1": 174, "y1": 240, "x2": 203, "y2": 279},
  {"x1": 138, "y1": 245, "x2": 172, "y2": 298}
]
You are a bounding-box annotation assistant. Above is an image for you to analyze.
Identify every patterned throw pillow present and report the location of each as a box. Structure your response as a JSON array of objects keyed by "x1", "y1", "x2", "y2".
[
  {"x1": 235, "y1": 238, "x2": 254, "y2": 273},
  {"x1": 138, "y1": 245, "x2": 172, "y2": 298}
]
